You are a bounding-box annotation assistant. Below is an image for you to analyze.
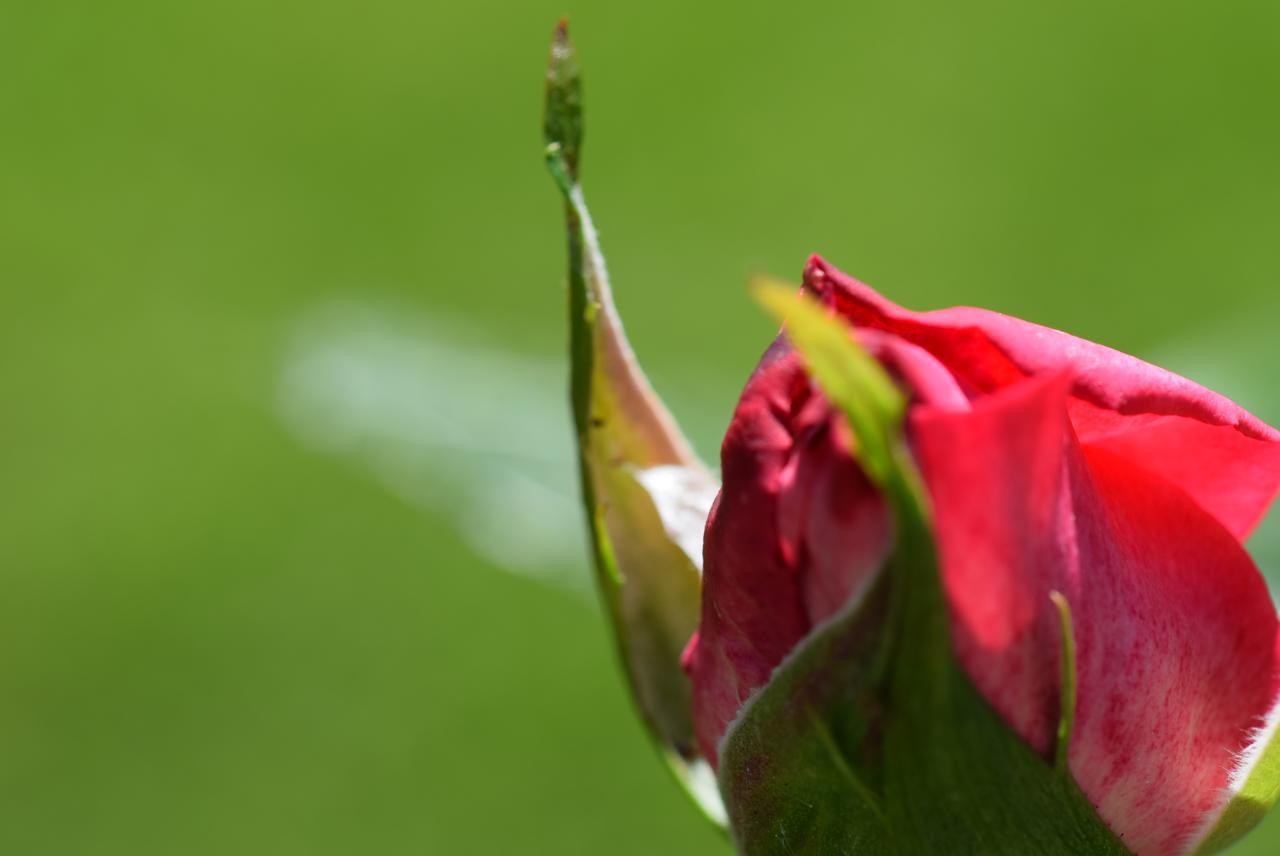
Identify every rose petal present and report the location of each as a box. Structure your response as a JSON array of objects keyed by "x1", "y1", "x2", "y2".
[
  {"x1": 690, "y1": 323, "x2": 972, "y2": 764},
  {"x1": 689, "y1": 351, "x2": 812, "y2": 764},
  {"x1": 806, "y1": 254, "x2": 1280, "y2": 539},
  {"x1": 912, "y1": 371, "x2": 1280, "y2": 856}
]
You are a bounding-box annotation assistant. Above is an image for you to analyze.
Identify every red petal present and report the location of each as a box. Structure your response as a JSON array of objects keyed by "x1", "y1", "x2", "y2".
[
  {"x1": 911, "y1": 373, "x2": 1078, "y2": 756},
  {"x1": 913, "y1": 372, "x2": 1280, "y2": 855},
  {"x1": 690, "y1": 338, "x2": 914, "y2": 764},
  {"x1": 806, "y1": 254, "x2": 1280, "y2": 539},
  {"x1": 688, "y1": 351, "x2": 812, "y2": 764},
  {"x1": 689, "y1": 306, "x2": 981, "y2": 763},
  {"x1": 778, "y1": 410, "x2": 892, "y2": 629}
]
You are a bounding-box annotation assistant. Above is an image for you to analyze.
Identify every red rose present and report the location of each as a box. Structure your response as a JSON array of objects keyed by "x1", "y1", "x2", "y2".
[{"x1": 687, "y1": 255, "x2": 1280, "y2": 855}]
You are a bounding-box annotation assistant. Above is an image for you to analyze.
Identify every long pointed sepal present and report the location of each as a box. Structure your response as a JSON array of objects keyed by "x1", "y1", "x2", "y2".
[{"x1": 543, "y1": 21, "x2": 725, "y2": 827}]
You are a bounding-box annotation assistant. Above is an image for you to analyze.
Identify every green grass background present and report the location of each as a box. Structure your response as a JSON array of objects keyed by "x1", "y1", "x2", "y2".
[{"x1": 2, "y1": 0, "x2": 1280, "y2": 852}]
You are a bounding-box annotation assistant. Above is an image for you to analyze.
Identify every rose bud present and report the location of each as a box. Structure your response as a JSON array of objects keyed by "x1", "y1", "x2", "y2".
[
  {"x1": 688, "y1": 256, "x2": 1280, "y2": 855},
  {"x1": 543, "y1": 25, "x2": 1280, "y2": 854}
]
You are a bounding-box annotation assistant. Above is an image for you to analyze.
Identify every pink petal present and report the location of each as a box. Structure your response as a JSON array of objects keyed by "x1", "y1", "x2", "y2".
[
  {"x1": 910, "y1": 373, "x2": 1077, "y2": 758},
  {"x1": 806, "y1": 254, "x2": 1280, "y2": 539},
  {"x1": 912, "y1": 372, "x2": 1280, "y2": 856}
]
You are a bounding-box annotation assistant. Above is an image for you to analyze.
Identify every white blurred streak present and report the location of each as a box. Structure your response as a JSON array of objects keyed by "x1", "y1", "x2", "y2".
[
  {"x1": 278, "y1": 299, "x2": 1279, "y2": 602},
  {"x1": 277, "y1": 301, "x2": 589, "y2": 593}
]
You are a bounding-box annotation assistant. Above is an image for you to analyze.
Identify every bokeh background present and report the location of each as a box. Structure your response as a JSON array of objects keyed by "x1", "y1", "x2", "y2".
[{"x1": 3, "y1": 1, "x2": 1280, "y2": 853}]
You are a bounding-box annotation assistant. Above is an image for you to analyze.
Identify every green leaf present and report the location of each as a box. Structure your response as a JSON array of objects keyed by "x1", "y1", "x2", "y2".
[
  {"x1": 724, "y1": 286, "x2": 1129, "y2": 854},
  {"x1": 543, "y1": 21, "x2": 725, "y2": 829}
]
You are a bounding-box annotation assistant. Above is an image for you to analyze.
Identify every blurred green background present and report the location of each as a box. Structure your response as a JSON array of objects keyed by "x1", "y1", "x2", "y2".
[{"x1": 2, "y1": 0, "x2": 1279, "y2": 853}]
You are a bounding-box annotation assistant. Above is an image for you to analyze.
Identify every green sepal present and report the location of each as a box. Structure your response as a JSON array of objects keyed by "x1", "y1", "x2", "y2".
[
  {"x1": 721, "y1": 283, "x2": 1128, "y2": 854},
  {"x1": 1050, "y1": 590, "x2": 1078, "y2": 773},
  {"x1": 543, "y1": 22, "x2": 726, "y2": 828},
  {"x1": 718, "y1": 573, "x2": 894, "y2": 855}
]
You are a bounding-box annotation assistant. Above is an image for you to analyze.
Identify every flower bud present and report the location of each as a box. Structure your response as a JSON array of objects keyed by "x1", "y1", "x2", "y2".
[{"x1": 690, "y1": 260, "x2": 1280, "y2": 855}]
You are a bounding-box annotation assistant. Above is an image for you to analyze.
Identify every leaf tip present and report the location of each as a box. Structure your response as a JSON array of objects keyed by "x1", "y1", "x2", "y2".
[
  {"x1": 544, "y1": 18, "x2": 582, "y2": 182},
  {"x1": 748, "y1": 274, "x2": 803, "y2": 326}
]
